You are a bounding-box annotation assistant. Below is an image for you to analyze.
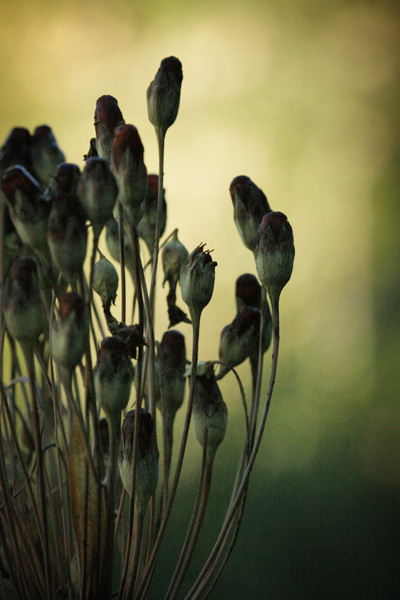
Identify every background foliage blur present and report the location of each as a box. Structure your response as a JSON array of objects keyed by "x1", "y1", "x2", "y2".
[{"x1": 1, "y1": 0, "x2": 399, "y2": 597}]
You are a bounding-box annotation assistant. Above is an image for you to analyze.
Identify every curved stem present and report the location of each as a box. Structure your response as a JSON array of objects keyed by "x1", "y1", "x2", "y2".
[
  {"x1": 118, "y1": 201, "x2": 127, "y2": 324},
  {"x1": 185, "y1": 296, "x2": 280, "y2": 599},
  {"x1": 135, "y1": 312, "x2": 202, "y2": 600}
]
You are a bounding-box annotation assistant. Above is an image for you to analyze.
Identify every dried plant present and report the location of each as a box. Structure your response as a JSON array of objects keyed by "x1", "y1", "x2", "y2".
[{"x1": 0, "y1": 56, "x2": 294, "y2": 599}]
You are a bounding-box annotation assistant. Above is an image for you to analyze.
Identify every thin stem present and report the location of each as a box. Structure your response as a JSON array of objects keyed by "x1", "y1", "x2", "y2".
[
  {"x1": 118, "y1": 201, "x2": 127, "y2": 324},
  {"x1": 165, "y1": 429, "x2": 209, "y2": 600},
  {"x1": 185, "y1": 296, "x2": 280, "y2": 599},
  {"x1": 22, "y1": 344, "x2": 53, "y2": 599},
  {"x1": 149, "y1": 132, "x2": 165, "y2": 313},
  {"x1": 135, "y1": 312, "x2": 202, "y2": 600}
]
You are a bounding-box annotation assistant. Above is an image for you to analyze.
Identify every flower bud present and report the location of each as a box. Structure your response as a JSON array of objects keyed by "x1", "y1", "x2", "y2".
[
  {"x1": 159, "y1": 330, "x2": 186, "y2": 416},
  {"x1": 94, "y1": 95, "x2": 125, "y2": 161},
  {"x1": 78, "y1": 157, "x2": 118, "y2": 237},
  {"x1": 119, "y1": 408, "x2": 159, "y2": 515},
  {"x1": 189, "y1": 362, "x2": 227, "y2": 461},
  {"x1": 51, "y1": 292, "x2": 88, "y2": 372},
  {"x1": 230, "y1": 175, "x2": 271, "y2": 252},
  {"x1": 162, "y1": 230, "x2": 188, "y2": 290},
  {"x1": 2, "y1": 165, "x2": 52, "y2": 264},
  {"x1": 254, "y1": 212, "x2": 295, "y2": 302},
  {"x1": 0, "y1": 127, "x2": 32, "y2": 174},
  {"x1": 30, "y1": 125, "x2": 65, "y2": 186},
  {"x1": 137, "y1": 174, "x2": 167, "y2": 255},
  {"x1": 47, "y1": 193, "x2": 87, "y2": 285},
  {"x1": 94, "y1": 336, "x2": 134, "y2": 416},
  {"x1": 111, "y1": 124, "x2": 147, "y2": 227},
  {"x1": 105, "y1": 218, "x2": 135, "y2": 281},
  {"x1": 217, "y1": 306, "x2": 261, "y2": 379},
  {"x1": 147, "y1": 56, "x2": 183, "y2": 137},
  {"x1": 235, "y1": 273, "x2": 272, "y2": 357},
  {"x1": 92, "y1": 253, "x2": 119, "y2": 310},
  {"x1": 42, "y1": 163, "x2": 81, "y2": 203},
  {"x1": 3, "y1": 257, "x2": 43, "y2": 344},
  {"x1": 180, "y1": 244, "x2": 217, "y2": 319}
]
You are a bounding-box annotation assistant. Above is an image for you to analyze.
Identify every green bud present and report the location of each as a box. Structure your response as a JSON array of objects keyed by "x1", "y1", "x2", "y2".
[
  {"x1": 93, "y1": 253, "x2": 118, "y2": 310},
  {"x1": 119, "y1": 409, "x2": 159, "y2": 515},
  {"x1": 94, "y1": 336, "x2": 134, "y2": 416},
  {"x1": 51, "y1": 293, "x2": 88, "y2": 373},
  {"x1": 180, "y1": 244, "x2": 217, "y2": 320},
  {"x1": 147, "y1": 57, "x2": 183, "y2": 137}
]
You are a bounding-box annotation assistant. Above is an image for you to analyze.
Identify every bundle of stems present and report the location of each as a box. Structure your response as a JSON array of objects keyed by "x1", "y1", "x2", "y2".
[{"x1": 0, "y1": 57, "x2": 294, "y2": 599}]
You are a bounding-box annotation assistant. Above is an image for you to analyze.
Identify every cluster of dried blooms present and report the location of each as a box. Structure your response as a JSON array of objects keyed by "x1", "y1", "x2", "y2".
[{"x1": 0, "y1": 56, "x2": 294, "y2": 599}]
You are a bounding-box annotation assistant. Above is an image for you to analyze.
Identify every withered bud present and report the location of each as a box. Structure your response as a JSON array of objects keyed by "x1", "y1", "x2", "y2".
[
  {"x1": 189, "y1": 362, "x2": 227, "y2": 461},
  {"x1": 51, "y1": 293, "x2": 88, "y2": 373},
  {"x1": 78, "y1": 157, "x2": 118, "y2": 236},
  {"x1": 94, "y1": 95, "x2": 125, "y2": 161},
  {"x1": 0, "y1": 127, "x2": 32, "y2": 173},
  {"x1": 180, "y1": 244, "x2": 217, "y2": 320},
  {"x1": 3, "y1": 257, "x2": 43, "y2": 344},
  {"x1": 162, "y1": 231, "x2": 188, "y2": 289},
  {"x1": 235, "y1": 273, "x2": 272, "y2": 357},
  {"x1": 30, "y1": 125, "x2": 65, "y2": 186},
  {"x1": 92, "y1": 254, "x2": 118, "y2": 310},
  {"x1": 254, "y1": 212, "x2": 295, "y2": 303},
  {"x1": 159, "y1": 330, "x2": 186, "y2": 416},
  {"x1": 230, "y1": 175, "x2": 271, "y2": 252},
  {"x1": 147, "y1": 56, "x2": 183, "y2": 137},
  {"x1": 47, "y1": 194, "x2": 87, "y2": 284},
  {"x1": 137, "y1": 174, "x2": 167, "y2": 255},
  {"x1": 94, "y1": 336, "x2": 134, "y2": 415},
  {"x1": 111, "y1": 124, "x2": 147, "y2": 227},
  {"x1": 43, "y1": 163, "x2": 81, "y2": 201},
  {"x1": 235, "y1": 273, "x2": 262, "y2": 311},
  {"x1": 119, "y1": 408, "x2": 159, "y2": 515},
  {"x1": 217, "y1": 307, "x2": 260, "y2": 379},
  {"x1": 2, "y1": 166, "x2": 53, "y2": 270}
]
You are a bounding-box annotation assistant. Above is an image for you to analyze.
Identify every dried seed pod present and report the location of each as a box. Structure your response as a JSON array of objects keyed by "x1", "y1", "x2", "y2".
[
  {"x1": 254, "y1": 212, "x2": 295, "y2": 303},
  {"x1": 94, "y1": 336, "x2": 134, "y2": 416},
  {"x1": 78, "y1": 157, "x2": 118, "y2": 237},
  {"x1": 0, "y1": 127, "x2": 32, "y2": 174},
  {"x1": 147, "y1": 56, "x2": 183, "y2": 137},
  {"x1": 217, "y1": 306, "x2": 261, "y2": 379},
  {"x1": 47, "y1": 193, "x2": 87, "y2": 285},
  {"x1": 189, "y1": 362, "x2": 227, "y2": 462},
  {"x1": 94, "y1": 95, "x2": 124, "y2": 162},
  {"x1": 159, "y1": 329, "x2": 186, "y2": 417},
  {"x1": 92, "y1": 253, "x2": 118, "y2": 310},
  {"x1": 180, "y1": 244, "x2": 217, "y2": 320},
  {"x1": 30, "y1": 125, "x2": 65, "y2": 186},
  {"x1": 230, "y1": 175, "x2": 271, "y2": 252},
  {"x1": 162, "y1": 230, "x2": 188, "y2": 290},
  {"x1": 2, "y1": 165, "x2": 52, "y2": 266},
  {"x1": 51, "y1": 293, "x2": 88, "y2": 373},
  {"x1": 111, "y1": 124, "x2": 147, "y2": 228},
  {"x1": 3, "y1": 257, "x2": 43, "y2": 344},
  {"x1": 119, "y1": 408, "x2": 159, "y2": 515}
]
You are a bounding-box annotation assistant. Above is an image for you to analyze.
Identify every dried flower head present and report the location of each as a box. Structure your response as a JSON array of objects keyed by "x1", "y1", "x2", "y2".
[
  {"x1": 254, "y1": 211, "x2": 295, "y2": 303},
  {"x1": 94, "y1": 336, "x2": 134, "y2": 416},
  {"x1": 137, "y1": 174, "x2": 167, "y2": 255},
  {"x1": 230, "y1": 175, "x2": 271, "y2": 252},
  {"x1": 119, "y1": 408, "x2": 159, "y2": 515},
  {"x1": 180, "y1": 244, "x2": 217, "y2": 320},
  {"x1": 30, "y1": 125, "x2": 65, "y2": 186},
  {"x1": 147, "y1": 56, "x2": 183, "y2": 137},
  {"x1": 92, "y1": 253, "x2": 119, "y2": 310},
  {"x1": 3, "y1": 257, "x2": 43, "y2": 344},
  {"x1": 94, "y1": 95, "x2": 125, "y2": 161},
  {"x1": 51, "y1": 292, "x2": 88, "y2": 373},
  {"x1": 78, "y1": 157, "x2": 118, "y2": 237}
]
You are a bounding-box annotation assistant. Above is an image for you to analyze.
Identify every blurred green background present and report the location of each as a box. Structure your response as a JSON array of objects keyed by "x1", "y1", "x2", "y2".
[{"x1": 1, "y1": 0, "x2": 399, "y2": 597}]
